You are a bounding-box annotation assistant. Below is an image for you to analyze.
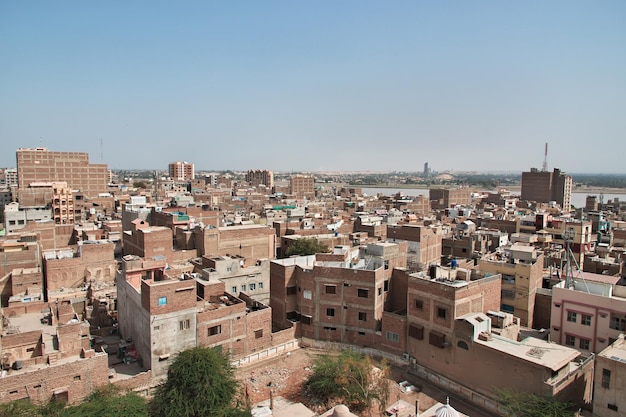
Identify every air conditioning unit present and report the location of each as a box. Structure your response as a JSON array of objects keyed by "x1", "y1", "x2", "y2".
[{"x1": 402, "y1": 352, "x2": 410, "y2": 361}]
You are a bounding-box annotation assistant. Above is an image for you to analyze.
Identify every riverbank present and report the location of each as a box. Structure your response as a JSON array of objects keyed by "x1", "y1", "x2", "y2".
[{"x1": 347, "y1": 183, "x2": 626, "y2": 195}]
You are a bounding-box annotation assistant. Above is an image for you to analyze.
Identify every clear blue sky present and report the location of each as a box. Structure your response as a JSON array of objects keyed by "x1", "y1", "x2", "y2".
[{"x1": 1, "y1": 1, "x2": 625, "y2": 173}]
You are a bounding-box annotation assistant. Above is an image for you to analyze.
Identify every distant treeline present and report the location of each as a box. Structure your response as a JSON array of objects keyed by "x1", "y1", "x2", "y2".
[{"x1": 571, "y1": 174, "x2": 626, "y2": 189}]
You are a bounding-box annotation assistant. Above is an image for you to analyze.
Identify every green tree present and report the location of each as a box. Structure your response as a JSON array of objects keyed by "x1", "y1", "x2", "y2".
[
  {"x1": 0, "y1": 386, "x2": 148, "y2": 417},
  {"x1": 150, "y1": 347, "x2": 249, "y2": 417},
  {"x1": 63, "y1": 386, "x2": 148, "y2": 417},
  {"x1": 285, "y1": 237, "x2": 329, "y2": 257},
  {"x1": 307, "y1": 351, "x2": 389, "y2": 414},
  {"x1": 498, "y1": 390, "x2": 576, "y2": 417}
]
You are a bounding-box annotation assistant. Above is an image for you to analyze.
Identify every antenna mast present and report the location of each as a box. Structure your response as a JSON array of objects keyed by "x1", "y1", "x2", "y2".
[{"x1": 542, "y1": 142, "x2": 548, "y2": 172}]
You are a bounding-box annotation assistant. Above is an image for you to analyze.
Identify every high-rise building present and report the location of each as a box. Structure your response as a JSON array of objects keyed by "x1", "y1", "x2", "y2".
[
  {"x1": 245, "y1": 169, "x2": 274, "y2": 189},
  {"x1": 521, "y1": 168, "x2": 572, "y2": 211},
  {"x1": 16, "y1": 147, "x2": 109, "y2": 198},
  {"x1": 168, "y1": 161, "x2": 194, "y2": 181},
  {"x1": 289, "y1": 175, "x2": 314, "y2": 199}
]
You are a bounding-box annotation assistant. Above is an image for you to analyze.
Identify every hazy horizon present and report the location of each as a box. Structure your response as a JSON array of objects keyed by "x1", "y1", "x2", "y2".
[{"x1": 2, "y1": 1, "x2": 625, "y2": 173}]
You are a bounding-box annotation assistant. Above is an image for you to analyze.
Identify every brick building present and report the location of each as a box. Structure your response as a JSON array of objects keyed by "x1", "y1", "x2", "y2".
[
  {"x1": 405, "y1": 269, "x2": 592, "y2": 404},
  {"x1": 289, "y1": 175, "x2": 315, "y2": 199},
  {"x1": 387, "y1": 224, "x2": 443, "y2": 271},
  {"x1": 116, "y1": 255, "x2": 273, "y2": 377},
  {"x1": 270, "y1": 242, "x2": 408, "y2": 355},
  {"x1": 429, "y1": 188, "x2": 472, "y2": 210},
  {"x1": 43, "y1": 240, "x2": 116, "y2": 301},
  {"x1": 478, "y1": 244, "x2": 544, "y2": 328},
  {"x1": 0, "y1": 302, "x2": 108, "y2": 404},
  {"x1": 168, "y1": 161, "x2": 194, "y2": 181},
  {"x1": 246, "y1": 169, "x2": 274, "y2": 189},
  {"x1": 16, "y1": 148, "x2": 109, "y2": 199},
  {"x1": 521, "y1": 168, "x2": 572, "y2": 212}
]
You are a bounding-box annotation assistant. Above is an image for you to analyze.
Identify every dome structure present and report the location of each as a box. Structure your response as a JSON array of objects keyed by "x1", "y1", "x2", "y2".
[
  {"x1": 435, "y1": 398, "x2": 460, "y2": 417},
  {"x1": 331, "y1": 404, "x2": 352, "y2": 417}
]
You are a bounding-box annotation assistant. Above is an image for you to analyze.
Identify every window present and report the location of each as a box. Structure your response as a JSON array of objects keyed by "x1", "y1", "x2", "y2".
[
  {"x1": 437, "y1": 307, "x2": 447, "y2": 319},
  {"x1": 579, "y1": 338, "x2": 590, "y2": 350},
  {"x1": 502, "y1": 274, "x2": 515, "y2": 284},
  {"x1": 249, "y1": 283, "x2": 256, "y2": 291},
  {"x1": 301, "y1": 315, "x2": 312, "y2": 325},
  {"x1": 415, "y1": 299, "x2": 424, "y2": 310},
  {"x1": 409, "y1": 324, "x2": 424, "y2": 340},
  {"x1": 384, "y1": 280, "x2": 389, "y2": 292},
  {"x1": 153, "y1": 326, "x2": 160, "y2": 330},
  {"x1": 565, "y1": 334, "x2": 575, "y2": 346},
  {"x1": 241, "y1": 284, "x2": 246, "y2": 292},
  {"x1": 158, "y1": 296, "x2": 167, "y2": 306},
  {"x1": 608, "y1": 403, "x2": 618, "y2": 412},
  {"x1": 457, "y1": 341, "x2": 469, "y2": 350},
  {"x1": 378, "y1": 287, "x2": 382, "y2": 296},
  {"x1": 567, "y1": 311, "x2": 577, "y2": 323},
  {"x1": 73, "y1": 375, "x2": 81, "y2": 381},
  {"x1": 326, "y1": 308, "x2": 335, "y2": 317},
  {"x1": 602, "y1": 369, "x2": 611, "y2": 389},
  {"x1": 429, "y1": 330, "x2": 446, "y2": 348},
  {"x1": 179, "y1": 319, "x2": 190, "y2": 331},
  {"x1": 303, "y1": 289, "x2": 312, "y2": 300},
  {"x1": 232, "y1": 286, "x2": 237, "y2": 293},
  {"x1": 358, "y1": 288, "x2": 369, "y2": 298},
  {"x1": 254, "y1": 329, "x2": 263, "y2": 339},
  {"x1": 609, "y1": 315, "x2": 626, "y2": 331},
  {"x1": 286, "y1": 286, "x2": 297, "y2": 295},
  {"x1": 384, "y1": 260, "x2": 390, "y2": 270},
  {"x1": 358, "y1": 312, "x2": 367, "y2": 321},
  {"x1": 581, "y1": 314, "x2": 592, "y2": 326},
  {"x1": 208, "y1": 325, "x2": 221, "y2": 336},
  {"x1": 258, "y1": 282, "x2": 263, "y2": 289},
  {"x1": 386, "y1": 331, "x2": 400, "y2": 343},
  {"x1": 325, "y1": 285, "x2": 336, "y2": 294}
]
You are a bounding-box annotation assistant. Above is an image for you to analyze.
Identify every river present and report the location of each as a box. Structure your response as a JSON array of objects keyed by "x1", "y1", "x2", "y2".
[{"x1": 360, "y1": 187, "x2": 625, "y2": 209}]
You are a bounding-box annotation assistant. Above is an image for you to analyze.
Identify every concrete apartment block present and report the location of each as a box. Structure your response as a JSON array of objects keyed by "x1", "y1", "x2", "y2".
[
  {"x1": 479, "y1": 244, "x2": 544, "y2": 328},
  {"x1": 168, "y1": 161, "x2": 194, "y2": 181},
  {"x1": 551, "y1": 272, "x2": 626, "y2": 354},
  {"x1": 593, "y1": 335, "x2": 626, "y2": 417}
]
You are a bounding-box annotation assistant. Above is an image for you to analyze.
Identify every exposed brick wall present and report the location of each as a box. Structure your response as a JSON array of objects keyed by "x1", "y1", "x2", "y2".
[
  {"x1": 141, "y1": 278, "x2": 196, "y2": 315},
  {"x1": 0, "y1": 352, "x2": 109, "y2": 404}
]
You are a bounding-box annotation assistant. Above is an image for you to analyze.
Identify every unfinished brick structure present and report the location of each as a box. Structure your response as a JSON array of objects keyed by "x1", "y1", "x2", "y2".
[{"x1": 116, "y1": 254, "x2": 273, "y2": 377}]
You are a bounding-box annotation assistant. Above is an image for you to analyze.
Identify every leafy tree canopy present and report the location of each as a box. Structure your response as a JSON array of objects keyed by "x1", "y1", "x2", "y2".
[
  {"x1": 0, "y1": 386, "x2": 148, "y2": 417},
  {"x1": 150, "y1": 347, "x2": 249, "y2": 417},
  {"x1": 306, "y1": 351, "x2": 390, "y2": 413},
  {"x1": 498, "y1": 390, "x2": 577, "y2": 417},
  {"x1": 285, "y1": 237, "x2": 329, "y2": 257}
]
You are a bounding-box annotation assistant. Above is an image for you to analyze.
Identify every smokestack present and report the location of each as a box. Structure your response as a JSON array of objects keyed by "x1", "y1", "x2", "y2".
[{"x1": 542, "y1": 142, "x2": 549, "y2": 172}]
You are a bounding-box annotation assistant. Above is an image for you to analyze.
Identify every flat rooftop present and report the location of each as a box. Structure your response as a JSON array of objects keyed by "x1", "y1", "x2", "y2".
[
  {"x1": 598, "y1": 338, "x2": 626, "y2": 363},
  {"x1": 474, "y1": 334, "x2": 579, "y2": 371}
]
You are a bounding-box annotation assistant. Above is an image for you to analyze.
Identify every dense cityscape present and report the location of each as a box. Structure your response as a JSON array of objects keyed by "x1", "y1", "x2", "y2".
[{"x1": 0, "y1": 147, "x2": 625, "y2": 416}]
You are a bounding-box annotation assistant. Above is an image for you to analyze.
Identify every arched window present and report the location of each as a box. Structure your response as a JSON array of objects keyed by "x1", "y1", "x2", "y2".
[{"x1": 457, "y1": 340, "x2": 469, "y2": 350}]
